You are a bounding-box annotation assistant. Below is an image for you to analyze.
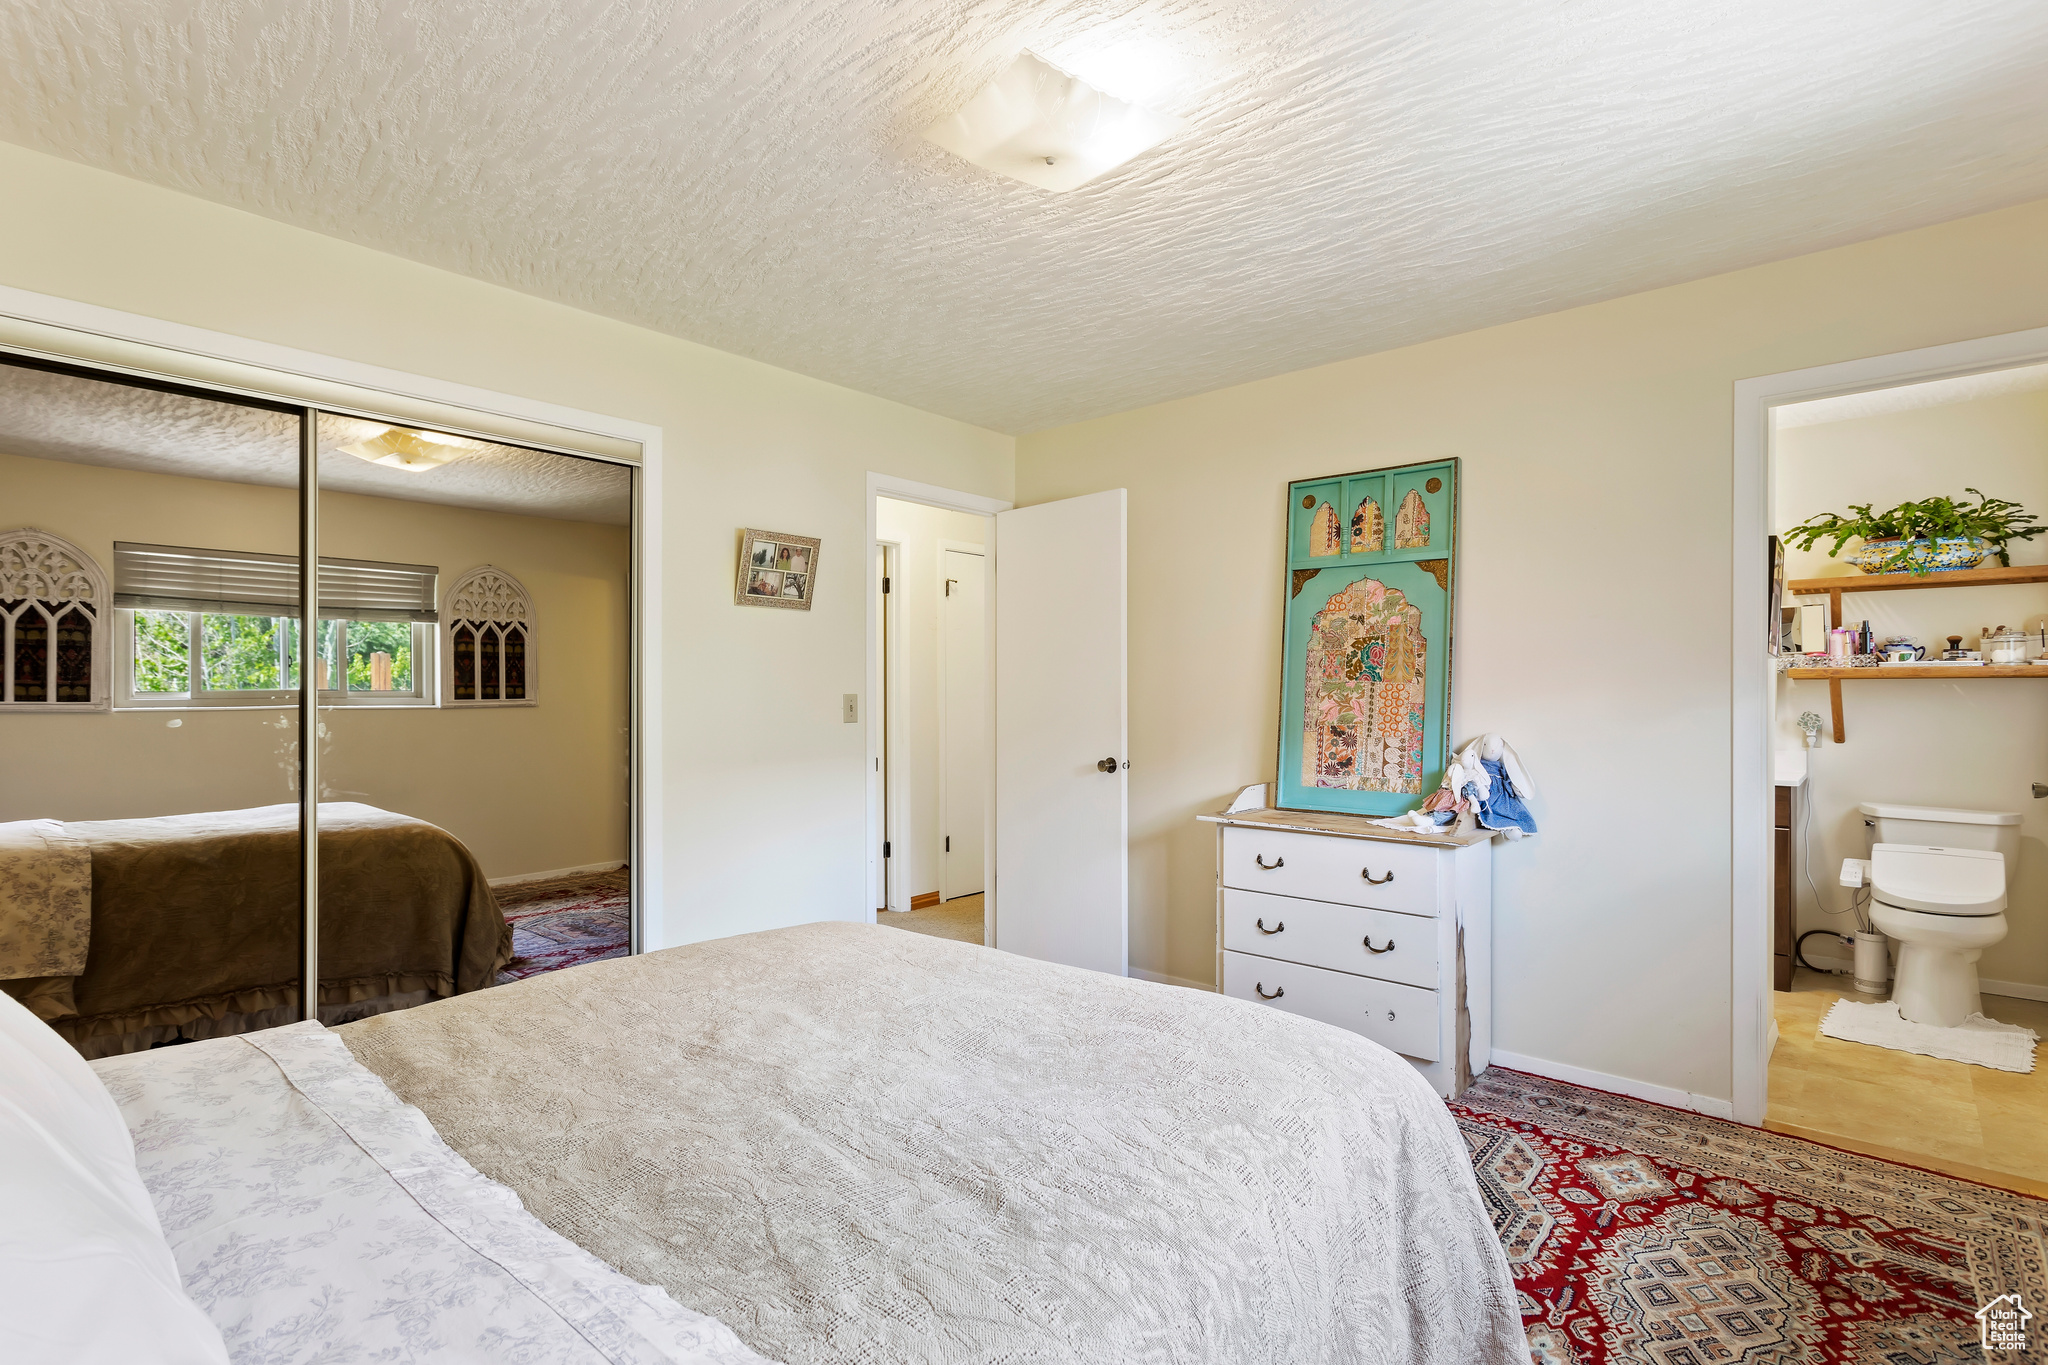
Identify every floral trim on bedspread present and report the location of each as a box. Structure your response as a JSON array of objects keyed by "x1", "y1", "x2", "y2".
[
  {"x1": 95, "y1": 1024, "x2": 777, "y2": 1365},
  {"x1": 0, "y1": 818, "x2": 90, "y2": 984}
]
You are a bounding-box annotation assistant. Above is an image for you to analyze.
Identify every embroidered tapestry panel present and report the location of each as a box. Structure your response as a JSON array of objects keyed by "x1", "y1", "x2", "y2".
[{"x1": 1302, "y1": 577, "x2": 1426, "y2": 794}]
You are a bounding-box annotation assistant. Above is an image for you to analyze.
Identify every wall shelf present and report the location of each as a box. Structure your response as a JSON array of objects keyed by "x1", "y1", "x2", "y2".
[
  {"x1": 1788, "y1": 563, "x2": 2048, "y2": 629},
  {"x1": 1782, "y1": 665, "x2": 2045, "y2": 680},
  {"x1": 1782, "y1": 563, "x2": 2048, "y2": 742},
  {"x1": 1783, "y1": 665, "x2": 2048, "y2": 743}
]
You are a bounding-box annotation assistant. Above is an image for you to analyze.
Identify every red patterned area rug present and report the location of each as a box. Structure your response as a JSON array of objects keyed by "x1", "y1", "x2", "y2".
[
  {"x1": 495, "y1": 868, "x2": 630, "y2": 983},
  {"x1": 1453, "y1": 1069, "x2": 2046, "y2": 1364}
]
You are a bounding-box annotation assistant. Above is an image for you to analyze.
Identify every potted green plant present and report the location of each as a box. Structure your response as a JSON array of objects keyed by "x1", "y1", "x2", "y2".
[{"x1": 1784, "y1": 488, "x2": 2044, "y2": 575}]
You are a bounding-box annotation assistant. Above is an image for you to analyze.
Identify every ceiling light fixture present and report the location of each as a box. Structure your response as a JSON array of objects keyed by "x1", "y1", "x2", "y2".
[
  {"x1": 923, "y1": 51, "x2": 1186, "y2": 192},
  {"x1": 337, "y1": 426, "x2": 472, "y2": 473}
]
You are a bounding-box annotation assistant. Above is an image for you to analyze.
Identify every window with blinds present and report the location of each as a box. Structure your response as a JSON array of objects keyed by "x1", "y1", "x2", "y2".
[
  {"x1": 112, "y1": 543, "x2": 439, "y2": 621},
  {"x1": 111, "y1": 543, "x2": 439, "y2": 707}
]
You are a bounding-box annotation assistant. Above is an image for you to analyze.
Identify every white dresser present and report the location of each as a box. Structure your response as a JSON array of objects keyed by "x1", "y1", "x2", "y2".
[{"x1": 1197, "y1": 783, "x2": 1493, "y2": 1099}]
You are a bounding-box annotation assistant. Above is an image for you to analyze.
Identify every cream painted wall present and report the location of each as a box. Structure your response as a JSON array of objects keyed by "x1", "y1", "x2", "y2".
[
  {"x1": 874, "y1": 498, "x2": 988, "y2": 900},
  {"x1": 0, "y1": 142, "x2": 1013, "y2": 950},
  {"x1": 1016, "y1": 197, "x2": 2048, "y2": 1104},
  {"x1": 1775, "y1": 391, "x2": 2048, "y2": 994},
  {"x1": 1, "y1": 448, "x2": 630, "y2": 880}
]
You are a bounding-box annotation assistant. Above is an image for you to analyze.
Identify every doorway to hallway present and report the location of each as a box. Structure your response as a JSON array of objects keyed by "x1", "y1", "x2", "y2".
[{"x1": 874, "y1": 497, "x2": 991, "y2": 933}]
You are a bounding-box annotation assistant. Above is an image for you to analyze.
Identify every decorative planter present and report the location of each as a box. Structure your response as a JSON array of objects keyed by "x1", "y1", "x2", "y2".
[{"x1": 1843, "y1": 535, "x2": 1992, "y2": 575}]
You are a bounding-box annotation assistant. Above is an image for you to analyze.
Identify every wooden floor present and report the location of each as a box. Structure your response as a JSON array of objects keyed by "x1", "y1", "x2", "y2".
[
  {"x1": 1767, "y1": 966, "x2": 2048, "y2": 1196},
  {"x1": 876, "y1": 893, "x2": 985, "y2": 945}
]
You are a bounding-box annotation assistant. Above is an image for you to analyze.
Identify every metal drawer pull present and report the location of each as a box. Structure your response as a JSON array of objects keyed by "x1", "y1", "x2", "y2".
[
  {"x1": 1255, "y1": 854, "x2": 1285, "y2": 870},
  {"x1": 1255, "y1": 983, "x2": 1284, "y2": 1000},
  {"x1": 1256, "y1": 918, "x2": 1285, "y2": 935},
  {"x1": 1360, "y1": 866, "x2": 1394, "y2": 885},
  {"x1": 1362, "y1": 936, "x2": 1394, "y2": 954}
]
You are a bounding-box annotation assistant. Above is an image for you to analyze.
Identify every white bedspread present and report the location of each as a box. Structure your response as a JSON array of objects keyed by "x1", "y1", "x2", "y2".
[
  {"x1": 92, "y1": 1024, "x2": 778, "y2": 1365},
  {"x1": 341, "y1": 922, "x2": 1528, "y2": 1364}
]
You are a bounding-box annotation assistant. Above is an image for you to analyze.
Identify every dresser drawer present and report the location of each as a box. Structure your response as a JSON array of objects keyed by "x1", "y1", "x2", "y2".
[
  {"x1": 1220, "y1": 826, "x2": 1438, "y2": 915},
  {"x1": 1221, "y1": 951, "x2": 1439, "y2": 1061},
  {"x1": 1222, "y1": 888, "x2": 1437, "y2": 989}
]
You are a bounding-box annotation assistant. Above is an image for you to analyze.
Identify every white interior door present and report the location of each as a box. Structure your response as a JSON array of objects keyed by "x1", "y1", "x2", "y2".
[
  {"x1": 941, "y1": 547, "x2": 987, "y2": 900},
  {"x1": 993, "y1": 489, "x2": 1127, "y2": 975}
]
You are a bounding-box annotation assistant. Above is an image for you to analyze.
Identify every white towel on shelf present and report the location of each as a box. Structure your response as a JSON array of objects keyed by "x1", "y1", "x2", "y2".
[{"x1": 1817, "y1": 998, "x2": 2038, "y2": 1073}]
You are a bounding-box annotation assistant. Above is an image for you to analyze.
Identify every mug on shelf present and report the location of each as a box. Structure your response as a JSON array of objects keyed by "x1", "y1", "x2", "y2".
[{"x1": 1886, "y1": 645, "x2": 1925, "y2": 663}]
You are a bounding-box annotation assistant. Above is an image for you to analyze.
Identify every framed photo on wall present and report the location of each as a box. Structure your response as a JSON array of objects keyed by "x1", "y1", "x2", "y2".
[
  {"x1": 1276, "y1": 458, "x2": 1459, "y2": 816},
  {"x1": 736, "y1": 528, "x2": 821, "y2": 611}
]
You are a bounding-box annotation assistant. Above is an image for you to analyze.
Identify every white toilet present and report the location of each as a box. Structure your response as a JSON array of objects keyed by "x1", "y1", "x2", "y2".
[{"x1": 1862, "y1": 803, "x2": 2021, "y2": 1028}]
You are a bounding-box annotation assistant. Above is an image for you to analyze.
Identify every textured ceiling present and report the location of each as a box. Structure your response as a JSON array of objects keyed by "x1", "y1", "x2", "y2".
[
  {"x1": 3, "y1": 2, "x2": 2047, "y2": 433},
  {"x1": 0, "y1": 362, "x2": 632, "y2": 523}
]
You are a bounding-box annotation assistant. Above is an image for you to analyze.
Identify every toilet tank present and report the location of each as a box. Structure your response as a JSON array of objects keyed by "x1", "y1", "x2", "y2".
[{"x1": 1860, "y1": 802, "x2": 2021, "y2": 869}]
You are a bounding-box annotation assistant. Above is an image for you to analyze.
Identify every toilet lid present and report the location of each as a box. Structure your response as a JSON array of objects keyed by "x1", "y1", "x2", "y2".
[{"x1": 1869, "y1": 843, "x2": 2006, "y2": 915}]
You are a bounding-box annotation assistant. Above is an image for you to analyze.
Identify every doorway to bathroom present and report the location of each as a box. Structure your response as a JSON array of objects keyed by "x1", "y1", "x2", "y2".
[{"x1": 1734, "y1": 328, "x2": 2048, "y2": 1194}]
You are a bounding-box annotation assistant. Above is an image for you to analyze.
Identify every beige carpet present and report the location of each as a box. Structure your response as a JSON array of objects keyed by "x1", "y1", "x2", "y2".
[{"x1": 877, "y1": 894, "x2": 984, "y2": 945}]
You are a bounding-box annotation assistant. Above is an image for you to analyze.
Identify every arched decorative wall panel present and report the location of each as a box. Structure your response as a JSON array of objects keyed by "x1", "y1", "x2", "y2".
[
  {"x1": 0, "y1": 528, "x2": 110, "y2": 711},
  {"x1": 442, "y1": 565, "x2": 536, "y2": 707}
]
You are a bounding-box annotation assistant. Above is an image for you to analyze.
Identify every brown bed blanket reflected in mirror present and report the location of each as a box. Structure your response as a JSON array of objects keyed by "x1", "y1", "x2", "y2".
[{"x1": 2, "y1": 803, "x2": 509, "y2": 1057}]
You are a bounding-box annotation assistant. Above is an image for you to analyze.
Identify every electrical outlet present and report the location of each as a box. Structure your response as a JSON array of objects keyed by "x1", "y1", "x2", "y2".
[{"x1": 842, "y1": 693, "x2": 859, "y2": 724}]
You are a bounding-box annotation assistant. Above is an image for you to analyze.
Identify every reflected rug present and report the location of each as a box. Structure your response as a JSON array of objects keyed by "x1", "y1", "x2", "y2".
[
  {"x1": 1452, "y1": 1069, "x2": 2045, "y2": 1364},
  {"x1": 495, "y1": 868, "x2": 630, "y2": 983}
]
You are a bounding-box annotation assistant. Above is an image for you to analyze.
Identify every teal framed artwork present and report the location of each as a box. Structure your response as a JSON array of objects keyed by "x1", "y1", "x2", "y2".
[{"x1": 1276, "y1": 458, "x2": 1458, "y2": 816}]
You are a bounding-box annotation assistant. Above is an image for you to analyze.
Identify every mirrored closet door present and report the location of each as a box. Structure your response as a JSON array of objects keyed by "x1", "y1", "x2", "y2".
[
  {"x1": 0, "y1": 357, "x2": 305, "y2": 1057},
  {"x1": 314, "y1": 412, "x2": 634, "y2": 1006},
  {"x1": 0, "y1": 353, "x2": 637, "y2": 1059}
]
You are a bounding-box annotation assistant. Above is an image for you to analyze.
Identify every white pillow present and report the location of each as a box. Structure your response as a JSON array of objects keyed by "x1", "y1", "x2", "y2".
[{"x1": 0, "y1": 989, "x2": 230, "y2": 1365}]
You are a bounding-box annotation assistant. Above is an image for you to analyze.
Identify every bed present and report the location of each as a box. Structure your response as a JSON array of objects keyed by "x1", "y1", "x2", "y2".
[
  {"x1": 39, "y1": 920, "x2": 1528, "y2": 1364},
  {"x1": 0, "y1": 803, "x2": 510, "y2": 1057}
]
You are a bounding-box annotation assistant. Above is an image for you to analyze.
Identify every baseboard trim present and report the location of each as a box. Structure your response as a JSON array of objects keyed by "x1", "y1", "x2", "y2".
[
  {"x1": 1489, "y1": 1049, "x2": 1737, "y2": 1121},
  {"x1": 1801, "y1": 952, "x2": 2048, "y2": 1003},
  {"x1": 909, "y1": 891, "x2": 941, "y2": 910},
  {"x1": 489, "y1": 860, "x2": 627, "y2": 889},
  {"x1": 1129, "y1": 967, "x2": 1216, "y2": 993}
]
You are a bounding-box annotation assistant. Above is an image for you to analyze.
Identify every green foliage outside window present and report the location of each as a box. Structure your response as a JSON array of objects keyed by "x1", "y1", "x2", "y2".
[
  {"x1": 341, "y1": 619, "x2": 414, "y2": 692},
  {"x1": 132, "y1": 611, "x2": 190, "y2": 693},
  {"x1": 202, "y1": 614, "x2": 293, "y2": 691},
  {"x1": 131, "y1": 611, "x2": 414, "y2": 697}
]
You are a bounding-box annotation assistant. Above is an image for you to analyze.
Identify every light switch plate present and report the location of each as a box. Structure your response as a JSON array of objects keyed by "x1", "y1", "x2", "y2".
[{"x1": 842, "y1": 693, "x2": 859, "y2": 723}]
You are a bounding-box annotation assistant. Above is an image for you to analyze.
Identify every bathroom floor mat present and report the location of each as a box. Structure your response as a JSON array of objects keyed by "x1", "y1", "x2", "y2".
[{"x1": 1818, "y1": 997, "x2": 2039, "y2": 1072}]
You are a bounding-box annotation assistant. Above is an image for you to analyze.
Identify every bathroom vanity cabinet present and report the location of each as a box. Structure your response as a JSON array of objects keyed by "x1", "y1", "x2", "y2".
[
  {"x1": 1774, "y1": 752, "x2": 1808, "y2": 992},
  {"x1": 1775, "y1": 785, "x2": 1795, "y2": 991},
  {"x1": 1198, "y1": 783, "x2": 1493, "y2": 1099}
]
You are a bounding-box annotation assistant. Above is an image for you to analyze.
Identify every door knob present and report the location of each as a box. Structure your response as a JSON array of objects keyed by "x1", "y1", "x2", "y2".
[{"x1": 1097, "y1": 757, "x2": 1120, "y2": 773}]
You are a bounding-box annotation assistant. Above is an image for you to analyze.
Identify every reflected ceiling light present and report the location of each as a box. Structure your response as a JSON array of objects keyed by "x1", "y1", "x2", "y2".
[
  {"x1": 923, "y1": 51, "x2": 1186, "y2": 192},
  {"x1": 337, "y1": 426, "x2": 472, "y2": 473}
]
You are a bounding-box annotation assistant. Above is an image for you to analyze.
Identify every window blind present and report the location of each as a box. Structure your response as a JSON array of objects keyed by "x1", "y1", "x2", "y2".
[{"x1": 113, "y1": 543, "x2": 439, "y2": 622}]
